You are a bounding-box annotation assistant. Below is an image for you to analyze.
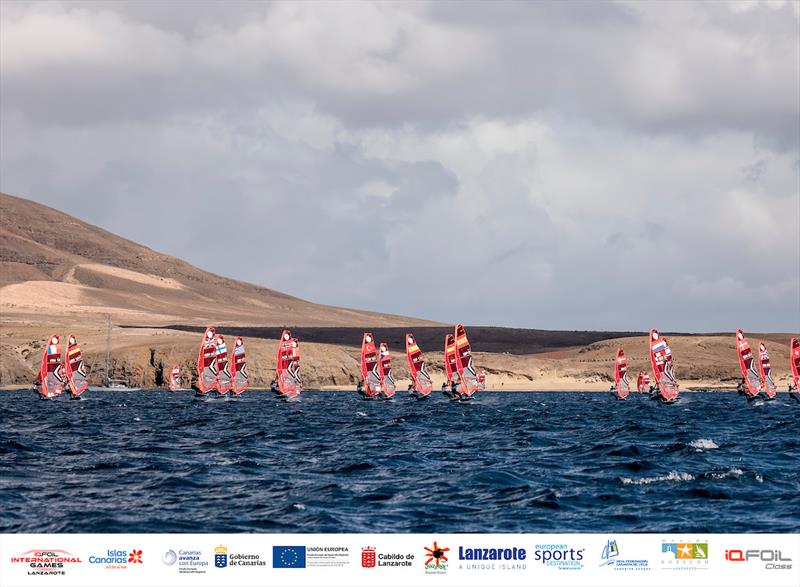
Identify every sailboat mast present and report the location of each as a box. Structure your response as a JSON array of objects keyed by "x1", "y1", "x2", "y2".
[{"x1": 105, "y1": 315, "x2": 111, "y2": 386}]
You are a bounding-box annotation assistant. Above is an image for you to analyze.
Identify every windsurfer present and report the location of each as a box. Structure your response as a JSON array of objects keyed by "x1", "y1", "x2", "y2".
[
  {"x1": 356, "y1": 380, "x2": 364, "y2": 395},
  {"x1": 270, "y1": 379, "x2": 279, "y2": 394},
  {"x1": 736, "y1": 378, "x2": 747, "y2": 396}
]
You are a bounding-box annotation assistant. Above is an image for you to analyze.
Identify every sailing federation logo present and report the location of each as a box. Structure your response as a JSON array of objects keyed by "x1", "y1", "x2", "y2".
[
  {"x1": 361, "y1": 547, "x2": 376, "y2": 568},
  {"x1": 424, "y1": 541, "x2": 449, "y2": 574},
  {"x1": 661, "y1": 541, "x2": 709, "y2": 569},
  {"x1": 600, "y1": 540, "x2": 619, "y2": 566},
  {"x1": 214, "y1": 545, "x2": 227, "y2": 568},
  {"x1": 598, "y1": 539, "x2": 649, "y2": 571}
]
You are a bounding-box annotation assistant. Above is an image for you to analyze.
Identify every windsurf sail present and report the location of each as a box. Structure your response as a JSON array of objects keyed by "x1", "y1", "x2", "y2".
[
  {"x1": 648, "y1": 328, "x2": 679, "y2": 402},
  {"x1": 757, "y1": 342, "x2": 777, "y2": 399},
  {"x1": 477, "y1": 369, "x2": 487, "y2": 391},
  {"x1": 196, "y1": 327, "x2": 218, "y2": 393},
  {"x1": 215, "y1": 334, "x2": 232, "y2": 394},
  {"x1": 735, "y1": 329, "x2": 761, "y2": 398},
  {"x1": 454, "y1": 324, "x2": 479, "y2": 397},
  {"x1": 64, "y1": 334, "x2": 89, "y2": 397},
  {"x1": 614, "y1": 348, "x2": 631, "y2": 399},
  {"x1": 37, "y1": 334, "x2": 65, "y2": 398},
  {"x1": 276, "y1": 330, "x2": 302, "y2": 398},
  {"x1": 360, "y1": 332, "x2": 382, "y2": 397},
  {"x1": 636, "y1": 371, "x2": 650, "y2": 394},
  {"x1": 230, "y1": 336, "x2": 249, "y2": 395},
  {"x1": 168, "y1": 364, "x2": 182, "y2": 391},
  {"x1": 792, "y1": 338, "x2": 800, "y2": 390},
  {"x1": 444, "y1": 334, "x2": 458, "y2": 386},
  {"x1": 405, "y1": 333, "x2": 432, "y2": 397},
  {"x1": 377, "y1": 342, "x2": 397, "y2": 398}
]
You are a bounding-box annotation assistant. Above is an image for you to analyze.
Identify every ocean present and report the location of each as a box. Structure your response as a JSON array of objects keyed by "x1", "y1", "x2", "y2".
[{"x1": 1, "y1": 390, "x2": 798, "y2": 533}]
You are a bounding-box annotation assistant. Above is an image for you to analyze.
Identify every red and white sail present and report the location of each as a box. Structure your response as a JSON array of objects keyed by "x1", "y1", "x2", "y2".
[
  {"x1": 636, "y1": 371, "x2": 650, "y2": 394},
  {"x1": 360, "y1": 332, "x2": 382, "y2": 397},
  {"x1": 614, "y1": 348, "x2": 631, "y2": 399},
  {"x1": 757, "y1": 342, "x2": 777, "y2": 399},
  {"x1": 735, "y1": 329, "x2": 761, "y2": 398},
  {"x1": 477, "y1": 369, "x2": 487, "y2": 391},
  {"x1": 405, "y1": 333, "x2": 432, "y2": 397},
  {"x1": 215, "y1": 334, "x2": 232, "y2": 395},
  {"x1": 196, "y1": 327, "x2": 218, "y2": 394},
  {"x1": 276, "y1": 330, "x2": 302, "y2": 398},
  {"x1": 230, "y1": 336, "x2": 249, "y2": 395},
  {"x1": 37, "y1": 334, "x2": 65, "y2": 398},
  {"x1": 648, "y1": 329, "x2": 679, "y2": 402},
  {"x1": 791, "y1": 338, "x2": 800, "y2": 390},
  {"x1": 377, "y1": 342, "x2": 396, "y2": 398},
  {"x1": 168, "y1": 364, "x2": 182, "y2": 391},
  {"x1": 454, "y1": 324, "x2": 479, "y2": 397},
  {"x1": 444, "y1": 334, "x2": 458, "y2": 386},
  {"x1": 64, "y1": 334, "x2": 89, "y2": 398}
]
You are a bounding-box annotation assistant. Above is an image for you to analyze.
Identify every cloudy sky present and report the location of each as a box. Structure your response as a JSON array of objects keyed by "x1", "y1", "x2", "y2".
[{"x1": 1, "y1": 1, "x2": 798, "y2": 331}]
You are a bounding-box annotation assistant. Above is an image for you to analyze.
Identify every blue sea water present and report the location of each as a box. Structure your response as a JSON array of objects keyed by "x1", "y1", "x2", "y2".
[{"x1": 1, "y1": 390, "x2": 798, "y2": 533}]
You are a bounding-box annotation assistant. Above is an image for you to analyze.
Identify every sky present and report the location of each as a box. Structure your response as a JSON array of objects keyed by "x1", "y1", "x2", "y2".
[{"x1": 1, "y1": 0, "x2": 798, "y2": 331}]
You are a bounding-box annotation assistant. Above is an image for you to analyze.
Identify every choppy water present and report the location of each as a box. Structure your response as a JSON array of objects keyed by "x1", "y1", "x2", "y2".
[{"x1": 1, "y1": 390, "x2": 798, "y2": 533}]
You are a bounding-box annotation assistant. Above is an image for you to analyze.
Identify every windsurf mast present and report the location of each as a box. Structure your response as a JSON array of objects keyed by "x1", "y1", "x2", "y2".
[
  {"x1": 405, "y1": 333, "x2": 432, "y2": 397},
  {"x1": 360, "y1": 332, "x2": 382, "y2": 397},
  {"x1": 276, "y1": 330, "x2": 302, "y2": 398},
  {"x1": 65, "y1": 334, "x2": 89, "y2": 398},
  {"x1": 377, "y1": 342, "x2": 396, "y2": 398},
  {"x1": 757, "y1": 342, "x2": 777, "y2": 399},
  {"x1": 648, "y1": 328, "x2": 679, "y2": 402},
  {"x1": 614, "y1": 348, "x2": 630, "y2": 399},
  {"x1": 454, "y1": 324, "x2": 479, "y2": 397},
  {"x1": 735, "y1": 329, "x2": 761, "y2": 398}
]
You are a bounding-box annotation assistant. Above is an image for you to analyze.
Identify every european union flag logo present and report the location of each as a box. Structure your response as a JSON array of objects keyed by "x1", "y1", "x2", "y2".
[{"x1": 273, "y1": 546, "x2": 306, "y2": 568}]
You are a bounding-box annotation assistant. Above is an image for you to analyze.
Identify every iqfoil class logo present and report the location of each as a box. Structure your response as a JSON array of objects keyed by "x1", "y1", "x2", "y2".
[
  {"x1": 661, "y1": 541, "x2": 709, "y2": 570},
  {"x1": 424, "y1": 541, "x2": 449, "y2": 574},
  {"x1": 725, "y1": 548, "x2": 792, "y2": 570},
  {"x1": 458, "y1": 545, "x2": 527, "y2": 571},
  {"x1": 598, "y1": 539, "x2": 649, "y2": 571},
  {"x1": 533, "y1": 544, "x2": 584, "y2": 570}
]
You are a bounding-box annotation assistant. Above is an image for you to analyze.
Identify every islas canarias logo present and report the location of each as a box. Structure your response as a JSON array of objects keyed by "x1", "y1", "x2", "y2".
[{"x1": 424, "y1": 541, "x2": 449, "y2": 574}]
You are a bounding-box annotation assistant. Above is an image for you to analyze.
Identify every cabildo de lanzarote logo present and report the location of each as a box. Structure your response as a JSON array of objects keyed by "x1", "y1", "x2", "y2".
[
  {"x1": 661, "y1": 541, "x2": 709, "y2": 570},
  {"x1": 457, "y1": 545, "x2": 527, "y2": 571},
  {"x1": 532, "y1": 543, "x2": 584, "y2": 570},
  {"x1": 361, "y1": 546, "x2": 415, "y2": 569},
  {"x1": 87, "y1": 548, "x2": 143, "y2": 570},
  {"x1": 598, "y1": 539, "x2": 649, "y2": 571},
  {"x1": 424, "y1": 541, "x2": 449, "y2": 574},
  {"x1": 10, "y1": 550, "x2": 82, "y2": 576}
]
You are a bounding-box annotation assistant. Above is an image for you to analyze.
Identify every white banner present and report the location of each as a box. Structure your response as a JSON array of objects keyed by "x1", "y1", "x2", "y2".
[{"x1": 1, "y1": 533, "x2": 798, "y2": 587}]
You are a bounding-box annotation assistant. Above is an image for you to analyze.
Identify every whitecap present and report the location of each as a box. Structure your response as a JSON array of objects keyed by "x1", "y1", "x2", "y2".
[
  {"x1": 292, "y1": 503, "x2": 306, "y2": 510},
  {"x1": 356, "y1": 411, "x2": 367, "y2": 417},
  {"x1": 133, "y1": 417, "x2": 141, "y2": 422},
  {"x1": 705, "y1": 468, "x2": 743, "y2": 480},
  {"x1": 688, "y1": 438, "x2": 719, "y2": 450},
  {"x1": 621, "y1": 471, "x2": 694, "y2": 485}
]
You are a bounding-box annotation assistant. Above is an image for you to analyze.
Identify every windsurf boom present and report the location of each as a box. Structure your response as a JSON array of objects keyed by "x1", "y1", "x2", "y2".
[
  {"x1": 792, "y1": 338, "x2": 800, "y2": 390},
  {"x1": 614, "y1": 348, "x2": 631, "y2": 399},
  {"x1": 168, "y1": 364, "x2": 182, "y2": 391},
  {"x1": 758, "y1": 342, "x2": 777, "y2": 399},
  {"x1": 377, "y1": 342, "x2": 396, "y2": 398},
  {"x1": 231, "y1": 336, "x2": 249, "y2": 395},
  {"x1": 196, "y1": 327, "x2": 218, "y2": 394},
  {"x1": 405, "y1": 333, "x2": 432, "y2": 397},
  {"x1": 215, "y1": 334, "x2": 233, "y2": 395},
  {"x1": 360, "y1": 332, "x2": 382, "y2": 398},
  {"x1": 648, "y1": 329, "x2": 679, "y2": 402},
  {"x1": 454, "y1": 324, "x2": 479, "y2": 398},
  {"x1": 276, "y1": 330, "x2": 302, "y2": 398},
  {"x1": 637, "y1": 371, "x2": 650, "y2": 394},
  {"x1": 64, "y1": 334, "x2": 89, "y2": 398},
  {"x1": 735, "y1": 329, "x2": 761, "y2": 398},
  {"x1": 36, "y1": 334, "x2": 65, "y2": 398}
]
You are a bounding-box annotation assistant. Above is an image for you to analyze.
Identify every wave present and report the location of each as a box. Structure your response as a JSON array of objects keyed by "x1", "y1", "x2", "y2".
[
  {"x1": 621, "y1": 471, "x2": 695, "y2": 485},
  {"x1": 688, "y1": 438, "x2": 719, "y2": 450}
]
